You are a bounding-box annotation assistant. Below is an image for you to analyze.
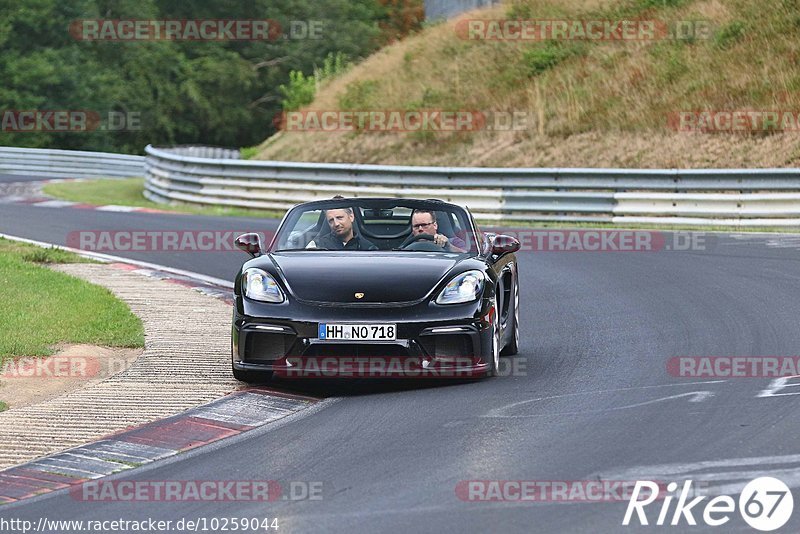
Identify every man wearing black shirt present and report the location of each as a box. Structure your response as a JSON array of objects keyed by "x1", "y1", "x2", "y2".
[{"x1": 307, "y1": 206, "x2": 378, "y2": 250}]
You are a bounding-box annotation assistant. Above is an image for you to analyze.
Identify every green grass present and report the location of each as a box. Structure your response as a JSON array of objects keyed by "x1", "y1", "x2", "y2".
[
  {"x1": 0, "y1": 238, "x2": 144, "y2": 360},
  {"x1": 0, "y1": 401, "x2": 7, "y2": 412},
  {"x1": 21, "y1": 246, "x2": 97, "y2": 264},
  {"x1": 43, "y1": 178, "x2": 284, "y2": 219},
  {"x1": 0, "y1": 238, "x2": 97, "y2": 264}
]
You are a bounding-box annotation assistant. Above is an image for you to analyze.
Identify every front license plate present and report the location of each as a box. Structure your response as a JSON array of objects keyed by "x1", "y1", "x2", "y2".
[{"x1": 318, "y1": 323, "x2": 396, "y2": 341}]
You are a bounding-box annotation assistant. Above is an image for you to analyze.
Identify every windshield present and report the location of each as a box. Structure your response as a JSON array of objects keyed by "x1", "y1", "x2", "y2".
[{"x1": 273, "y1": 200, "x2": 476, "y2": 253}]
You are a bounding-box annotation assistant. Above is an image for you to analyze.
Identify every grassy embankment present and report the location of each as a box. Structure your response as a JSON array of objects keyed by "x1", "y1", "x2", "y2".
[{"x1": 255, "y1": 0, "x2": 800, "y2": 168}]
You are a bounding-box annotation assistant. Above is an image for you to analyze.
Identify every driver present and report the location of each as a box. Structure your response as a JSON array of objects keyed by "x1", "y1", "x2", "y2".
[
  {"x1": 307, "y1": 206, "x2": 377, "y2": 250},
  {"x1": 410, "y1": 209, "x2": 466, "y2": 252}
]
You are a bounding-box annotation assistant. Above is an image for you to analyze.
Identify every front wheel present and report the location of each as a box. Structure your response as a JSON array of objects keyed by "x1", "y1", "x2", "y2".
[
  {"x1": 232, "y1": 366, "x2": 273, "y2": 384},
  {"x1": 486, "y1": 295, "x2": 501, "y2": 377},
  {"x1": 501, "y1": 277, "x2": 520, "y2": 356}
]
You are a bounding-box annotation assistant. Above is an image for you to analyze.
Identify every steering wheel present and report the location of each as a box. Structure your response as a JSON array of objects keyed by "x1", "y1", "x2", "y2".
[
  {"x1": 399, "y1": 233, "x2": 443, "y2": 252},
  {"x1": 399, "y1": 233, "x2": 436, "y2": 249}
]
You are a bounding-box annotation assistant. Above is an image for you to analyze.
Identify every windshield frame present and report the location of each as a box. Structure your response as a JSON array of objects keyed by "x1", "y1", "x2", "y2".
[{"x1": 268, "y1": 198, "x2": 480, "y2": 254}]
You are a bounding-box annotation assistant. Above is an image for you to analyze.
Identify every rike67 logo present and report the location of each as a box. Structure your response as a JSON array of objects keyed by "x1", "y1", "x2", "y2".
[{"x1": 623, "y1": 477, "x2": 793, "y2": 531}]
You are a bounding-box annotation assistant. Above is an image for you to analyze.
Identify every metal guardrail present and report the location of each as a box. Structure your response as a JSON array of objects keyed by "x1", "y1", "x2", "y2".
[
  {"x1": 0, "y1": 146, "x2": 144, "y2": 179},
  {"x1": 157, "y1": 146, "x2": 240, "y2": 160},
  {"x1": 4, "y1": 145, "x2": 798, "y2": 226},
  {"x1": 145, "y1": 145, "x2": 800, "y2": 226}
]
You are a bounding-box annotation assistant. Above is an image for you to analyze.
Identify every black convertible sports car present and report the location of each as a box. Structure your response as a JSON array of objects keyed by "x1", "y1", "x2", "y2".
[{"x1": 231, "y1": 197, "x2": 520, "y2": 381}]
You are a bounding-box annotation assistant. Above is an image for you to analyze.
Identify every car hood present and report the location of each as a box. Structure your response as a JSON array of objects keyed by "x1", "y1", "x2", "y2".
[{"x1": 269, "y1": 251, "x2": 462, "y2": 304}]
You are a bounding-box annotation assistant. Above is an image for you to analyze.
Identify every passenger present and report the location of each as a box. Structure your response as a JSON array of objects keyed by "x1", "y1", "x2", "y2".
[{"x1": 307, "y1": 205, "x2": 378, "y2": 250}]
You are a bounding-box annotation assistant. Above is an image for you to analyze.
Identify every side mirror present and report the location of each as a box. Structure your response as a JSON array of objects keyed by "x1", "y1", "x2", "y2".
[
  {"x1": 481, "y1": 232, "x2": 496, "y2": 256},
  {"x1": 491, "y1": 234, "x2": 521, "y2": 256},
  {"x1": 235, "y1": 233, "x2": 263, "y2": 258}
]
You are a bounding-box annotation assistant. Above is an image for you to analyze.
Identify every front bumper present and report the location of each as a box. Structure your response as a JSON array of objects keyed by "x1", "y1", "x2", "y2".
[{"x1": 232, "y1": 296, "x2": 493, "y2": 378}]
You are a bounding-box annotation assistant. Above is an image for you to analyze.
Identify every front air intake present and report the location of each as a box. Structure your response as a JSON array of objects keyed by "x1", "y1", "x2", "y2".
[{"x1": 244, "y1": 332, "x2": 294, "y2": 362}]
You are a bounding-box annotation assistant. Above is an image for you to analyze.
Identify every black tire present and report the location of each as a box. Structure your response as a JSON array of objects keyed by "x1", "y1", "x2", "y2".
[
  {"x1": 232, "y1": 366, "x2": 273, "y2": 384},
  {"x1": 486, "y1": 295, "x2": 501, "y2": 377},
  {"x1": 501, "y1": 278, "x2": 519, "y2": 356}
]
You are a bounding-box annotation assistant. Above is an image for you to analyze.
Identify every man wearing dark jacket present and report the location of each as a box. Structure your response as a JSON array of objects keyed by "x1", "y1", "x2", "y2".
[{"x1": 307, "y1": 206, "x2": 377, "y2": 250}]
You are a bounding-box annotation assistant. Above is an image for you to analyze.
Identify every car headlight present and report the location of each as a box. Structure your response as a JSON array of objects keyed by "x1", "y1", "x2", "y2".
[
  {"x1": 242, "y1": 268, "x2": 285, "y2": 303},
  {"x1": 435, "y1": 270, "x2": 484, "y2": 305}
]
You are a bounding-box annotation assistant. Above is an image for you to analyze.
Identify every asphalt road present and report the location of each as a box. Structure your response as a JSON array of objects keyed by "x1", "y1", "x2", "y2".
[
  {"x1": 0, "y1": 202, "x2": 276, "y2": 281},
  {"x1": 3, "y1": 184, "x2": 800, "y2": 532}
]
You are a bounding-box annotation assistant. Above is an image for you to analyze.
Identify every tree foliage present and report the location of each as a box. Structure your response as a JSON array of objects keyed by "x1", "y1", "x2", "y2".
[
  {"x1": 377, "y1": 0, "x2": 425, "y2": 44},
  {"x1": 0, "y1": 0, "x2": 416, "y2": 153}
]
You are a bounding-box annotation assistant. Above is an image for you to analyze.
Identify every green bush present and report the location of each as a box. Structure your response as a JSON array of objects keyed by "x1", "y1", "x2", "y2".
[
  {"x1": 714, "y1": 21, "x2": 747, "y2": 49},
  {"x1": 279, "y1": 71, "x2": 317, "y2": 112},
  {"x1": 636, "y1": 0, "x2": 690, "y2": 8},
  {"x1": 239, "y1": 146, "x2": 259, "y2": 160},
  {"x1": 315, "y1": 52, "x2": 351, "y2": 83},
  {"x1": 338, "y1": 80, "x2": 381, "y2": 110},
  {"x1": 524, "y1": 42, "x2": 585, "y2": 77},
  {"x1": 279, "y1": 52, "x2": 351, "y2": 112},
  {"x1": 21, "y1": 246, "x2": 79, "y2": 264}
]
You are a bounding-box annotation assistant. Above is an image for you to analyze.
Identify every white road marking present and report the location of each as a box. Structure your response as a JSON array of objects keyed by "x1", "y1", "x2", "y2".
[
  {"x1": 485, "y1": 391, "x2": 715, "y2": 418},
  {"x1": 757, "y1": 375, "x2": 800, "y2": 397},
  {"x1": 95, "y1": 205, "x2": 139, "y2": 212},
  {"x1": 483, "y1": 381, "x2": 724, "y2": 418},
  {"x1": 32, "y1": 200, "x2": 77, "y2": 208},
  {"x1": 591, "y1": 454, "x2": 800, "y2": 495}
]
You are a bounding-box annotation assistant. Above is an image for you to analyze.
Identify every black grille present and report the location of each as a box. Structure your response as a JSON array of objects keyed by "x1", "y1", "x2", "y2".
[
  {"x1": 244, "y1": 332, "x2": 294, "y2": 362},
  {"x1": 303, "y1": 343, "x2": 410, "y2": 359},
  {"x1": 419, "y1": 334, "x2": 473, "y2": 359}
]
